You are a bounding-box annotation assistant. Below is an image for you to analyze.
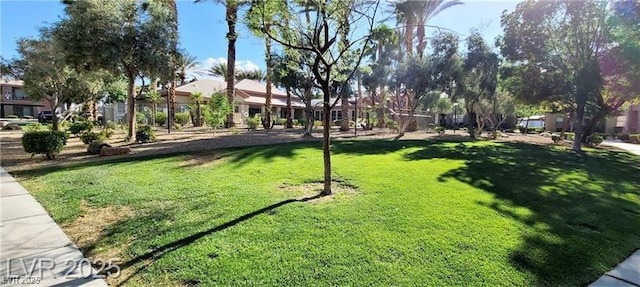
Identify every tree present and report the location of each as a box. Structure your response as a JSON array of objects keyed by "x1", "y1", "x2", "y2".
[
  {"x1": 176, "y1": 51, "x2": 204, "y2": 85},
  {"x1": 500, "y1": 0, "x2": 610, "y2": 151},
  {"x1": 363, "y1": 24, "x2": 399, "y2": 128},
  {"x1": 0, "y1": 56, "x2": 25, "y2": 80},
  {"x1": 459, "y1": 32, "x2": 499, "y2": 138},
  {"x1": 57, "y1": 0, "x2": 178, "y2": 139},
  {"x1": 147, "y1": 91, "x2": 163, "y2": 126},
  {"x1": 258, "y1": 0, "x2": 380, "y2": 195},
  {"x1": 196, "y1": 0, "x2": 246, "y2": 128},
  {"x1": 17, "y1": 30, "x2": 104, "y2": 131},
  {"x1": 190, "y1": 91, "x2": 204, "y2": 127},
  {"x1": 207, "y1": 62, "x2": 263, "y2": 81},
  {"x1": 202, "y1": 91, "x2": 232, "y2": 133}
]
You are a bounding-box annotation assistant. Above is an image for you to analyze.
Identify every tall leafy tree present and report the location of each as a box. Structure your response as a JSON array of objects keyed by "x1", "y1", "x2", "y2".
[
  {"x1": 56, "y1": 0, "x2": 178, "y2": 139},
  {"x1": 500, "y1": 0, "x2": 609, "y2": 151},
  {"x1": 17, "y1": 30, "x2": 105, "y2": 130},
  {"x1": 459, "y1": 32, "x2": 499, "y2": 138},
  {"x1": 258, "y1": 0, "x2": 380, "y2": 195}
]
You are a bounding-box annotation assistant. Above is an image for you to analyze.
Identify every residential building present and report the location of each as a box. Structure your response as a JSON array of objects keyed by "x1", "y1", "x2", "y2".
[{"x1": 0, "y1": 80, "x2": 51, "y2": 118}]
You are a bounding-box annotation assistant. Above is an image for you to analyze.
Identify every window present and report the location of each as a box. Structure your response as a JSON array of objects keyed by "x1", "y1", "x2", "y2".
[
  {"x1": 249, "y1": 107, "x2": 261, "y2": 117},
  {"x1": 234, "y1": 106, "x2": 240, "y2": 113},
  {"x1": 12, "y1": 88, "x2": 28, "y2": 100}
]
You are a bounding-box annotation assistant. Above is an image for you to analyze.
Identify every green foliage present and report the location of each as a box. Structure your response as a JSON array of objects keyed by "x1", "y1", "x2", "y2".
[
  {"x1": 105, "y1": 121, "x2": 118, "y2": 130},
  {"x1": 629, "y1": 134, "x2": 640, "y2": 143},
  {"x1": 564, "y1": 132, "x2": 576, "y2": 141},
  {"x1": 586, "y1": 134, "x2": 604, "y2": 146},
  {"x1": 24, "y1": 123, "x2": 45, "y2": 132},
  {"x1": 435, "y1": 126, "x2": 445, "y2": 135},
  {"x1": 87, "y1": 140, "x2": 109, "y2": 155},
  {"x1": 246, "y1": 114, "x2": 261, "y2": 130},
  {"x1": 68, "y1": 121, "x2": 93, "y2": 136},
  {"x1": 174, "y1": 112, "x2": 191, "y2": 126},
  {"x1": 552, "y1": 134, "x2": 563, "y2": 144},
  {"x1": 202, "y1": 91, "x2": 232, "y2": 130},
  {"x1": 135, "y1": 125, "x2": 156, "y2": 143},
  {"x1": 22, "y1": 131, "x2": 68, "y2": 159},
  {"x1": 100, "y1": 128, "x2": 115, "y2": 139},
  {"x1": 136, "y1": 112, "x2": 148, "y2": 125},
  {"x1": 155, "y1": 112, "x2": 167, "y2": 126},
  {"x1": 79, "y1": 131, "x2": 106, "y2": 145}
]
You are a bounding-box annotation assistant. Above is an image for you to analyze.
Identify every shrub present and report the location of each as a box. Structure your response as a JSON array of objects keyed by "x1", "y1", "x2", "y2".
[
  {"x1": 277, "y1": 118, "x2": 287, "y2": 126},
  {"x1": 105, "y1": 121, "x2": 118, "y2": 130},
  {"x1": 68, "y1": 121, "x2": 93, "y2": 136},
  {"x1": 135, "y1": 125, "x2": 156, "y2": 143},
  {"x1": 100, "y1": 128, "x2": 115, "y2": 139},
  {"x1": 246, "y1": 115, "x2": 260, "y2": 130},
  {"x1": 87, "y1": 141, "x2": 111, "y2": 155},
  {"x1": 618, "y1": 134, "x2": 630, "y2": 141},
  {"x1": 630, "y1": 134, "x2": 640, "y2": 144},
  {"x1": 80, "y1": 131, "x2": 106, "y2": 145},
  {"x1": 136, "y1": 112, "x2": 148, "y2": 125},
  {"x1": 435, "y1": 126, "x2": 445, "y2": 135},
  {"x1": 563, "y1": 132, "x2": 575, "y2": 141},
  {"x1": 586, "y1": 134, "x2": 604, "y2": 146},
  {"x1": 155, "y1": 112, "x2": 167, "y2": 126},
  {"x1": 22, "y1": 131, "x2": 68, "y2": 159},
  {"x1": 551, "y1": 134, "x2": 562, "y2": 144},
  {"x1": 24, "y1": 123, "x2": 45, "y2": 132},
  {"x1": 7, "y1": 115, "x2": 18, "y2": 119},
  {"x1": 174, "y1": 112, "x2": 191, "y2": 126}
]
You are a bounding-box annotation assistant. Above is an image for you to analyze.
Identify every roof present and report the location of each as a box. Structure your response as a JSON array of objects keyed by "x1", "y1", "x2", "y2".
[
  {"x1": 235, "y1": 79, "x2": 286, "y2": 97},
  {"x1": 174, "y1": 79, "x2": 226, "y2": 95},
  {"x1": 245, "y1": 96, "x2": 306, "y2": 108},
  {"x1": 1, "y1": 79, "x2": 24, "y2": 86}
]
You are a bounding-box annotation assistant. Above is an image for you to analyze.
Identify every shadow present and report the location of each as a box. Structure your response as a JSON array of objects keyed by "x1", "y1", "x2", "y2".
[
  {"x1": 113, "y1": 193, "x2": 326, "y2": 286},
  {"x1": 401, "y1": 141, "x2": 640, "y2": 285}
]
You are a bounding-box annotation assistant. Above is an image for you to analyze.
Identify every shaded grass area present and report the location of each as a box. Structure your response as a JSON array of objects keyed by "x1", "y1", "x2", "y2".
[{"x1": 16, "y1": 139, "x2": 640, "y2": 286}]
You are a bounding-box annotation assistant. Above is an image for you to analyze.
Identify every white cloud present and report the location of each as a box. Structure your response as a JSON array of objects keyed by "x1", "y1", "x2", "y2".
[{"x1": 200, "y1": 57, "x2": 261, "y2": 72}]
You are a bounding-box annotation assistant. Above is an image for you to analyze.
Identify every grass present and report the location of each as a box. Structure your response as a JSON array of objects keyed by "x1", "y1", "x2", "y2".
[{"x1": 17, "y1": 139, "x2": 640, "y2": 286}]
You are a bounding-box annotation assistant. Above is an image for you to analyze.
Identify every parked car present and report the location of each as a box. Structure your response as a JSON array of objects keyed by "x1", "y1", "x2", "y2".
[{"x1": 38, "y1": 111, "x2": 53, "y2": 123}]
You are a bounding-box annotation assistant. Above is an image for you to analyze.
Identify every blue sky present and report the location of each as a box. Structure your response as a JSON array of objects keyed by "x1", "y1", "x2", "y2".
[{"x1": 1, "y1": 0, "x2": 520, "y2": 72}]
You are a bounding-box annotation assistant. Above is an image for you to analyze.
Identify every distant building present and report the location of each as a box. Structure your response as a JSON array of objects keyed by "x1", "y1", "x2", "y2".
[{"x1": 0, "y1": 80, "x2": 51, "y2": 118}]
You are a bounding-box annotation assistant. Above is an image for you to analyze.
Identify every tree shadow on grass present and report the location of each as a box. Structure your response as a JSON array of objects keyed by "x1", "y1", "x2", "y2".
[
  {"x1": 108, "y1": 193, "x2": 326, "y2": 286},
  {"x1": 402, "y1": 141, "x2": 640, "y2": 285}
]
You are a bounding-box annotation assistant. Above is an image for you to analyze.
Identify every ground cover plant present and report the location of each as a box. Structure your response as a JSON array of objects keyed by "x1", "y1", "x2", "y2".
[{"x1": 16, "y1": 139, "x2": 640, "y2": 286}]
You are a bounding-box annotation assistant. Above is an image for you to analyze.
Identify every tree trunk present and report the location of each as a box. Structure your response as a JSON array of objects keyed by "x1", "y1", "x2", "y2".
[
  {"x1": 196, "y1": 102, "x2": 202, "y2": 127},
  {"x1": 322, "y1": 87, "x2": 332, "y2": 195},
  {"x1": 340, "y1": 96, "x2": 349, "y2": 131},
  {"x1": 127, "y1": 73, "x2": 136, "y2": 140},
  {"x1": 582, "y1": 108, "x2": 605, "y2": 142},
  {"x1": 304, "y1": 106, "x2": 313, "y2": 136},
  {"x1": 416, "y1": 18, "x2": 426, "y2": 59},
  {"x1": 225, "y1": 3, "x2": 237, "y2": 128},
  {"x1": 152, "y1": 102, "x2": 157, "y2": 127},
  {"x1": 263, "y1": 24, "x2": 273, "y2": 130},
  {"x1": 169, "y1": 82, "x2": 176, "y2": 133},
  {"x1": 47, "y1": 97, "x2": 60, "y2": 131},
  {"x1": 573, "y1": 98, "x2": 586, "y2": 152},
  {"x1": 286, "y1": 86, "x2": 293, "y2": 128}
]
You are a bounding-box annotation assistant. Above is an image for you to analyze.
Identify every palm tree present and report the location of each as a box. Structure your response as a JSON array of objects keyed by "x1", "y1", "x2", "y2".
[
  {"x1": 176, "y1": 51, "x2": 204, "y2": 85},
  {"x1": 414, "y1": 0, "x2": 463, "y2": 59},
  {"x1": 236, "y1": 69, "x2": 264, "y2": 81},
  {"x1": 147, "y1": 91, "x2": 163, "y2": 126},
  {"x1": 190, "y1": 91, "x2": 204, "y2": 127},
  {"x1": 208, "y1": 62, "x2": 228, "y2": 78}
]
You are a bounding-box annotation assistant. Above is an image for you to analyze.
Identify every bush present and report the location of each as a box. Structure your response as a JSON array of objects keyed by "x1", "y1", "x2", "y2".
[
  {"x1": 68, "y1": 121, "x2": 93, "y2": 136},
  {"x1": 24, "y1": 123, "x2": 45, "y2": 132},
  {"x1": 100, "y1": 128, "x2": 115, "y2": 139},
  {"x1": 246, "y1": 115, "x2": 260, "y2": 130},
  {"x1": 87, "y1": 141, "x2": 111, "y2": 155},
  {"x1": 277, "y1": 118, "x2": 287, "y2": 126},
  {"x1": 174, "y1": 112, "x2": 191, "y2": 126},
  {"x1": 435, "y1": 126, "x2": 445, "y2": 135},
  {"x1": 22, "y1": 131, "x2": 68, "y2": 159},
  {"x1": 7, "y1": 115, "x2": 18, "y2": 119},
  {"x1": 586, "y1": 134, "x2": 604, "y2": 146},
  {"x1": 135, "y1": 125, "x2": 156, "y2": 143},
  {"x1": 136, "y1": 112, "x2": 148, "y2": 125},
  {"x1": 155, "y1": 112, "x2": 167, "y2": 126},
  {"x1": 617, "y1": 134, "x2": 630, "y2": 141},
  {"x1": 80, "y1": 131, "x2": 106, "y2": 145},
  {"x1": 105, "y1": 121, "x2": 118, "y2": 130},
  {"x1": 630, "y1": 134, "x2": 640, "y2": 144},
  {"x1": 563, "y1": 132, "x2": 575, "y2": 141},
  {"x1": 551, "y1": 134, "x2": 562, "y2": 144}
]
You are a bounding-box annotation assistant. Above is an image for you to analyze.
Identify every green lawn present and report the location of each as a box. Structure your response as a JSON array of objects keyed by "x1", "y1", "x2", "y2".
[{"x1": 18, "y1": 139, "x2": 640, "y2": 286}]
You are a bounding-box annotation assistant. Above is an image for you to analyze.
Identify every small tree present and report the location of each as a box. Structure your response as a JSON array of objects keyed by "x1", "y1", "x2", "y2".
[
  {"x1": 203, "y1": 91, "x2": 232, "y2": 133},
  {"x1": 190, "y1": 91, "x2": 204, "y2": 127}
]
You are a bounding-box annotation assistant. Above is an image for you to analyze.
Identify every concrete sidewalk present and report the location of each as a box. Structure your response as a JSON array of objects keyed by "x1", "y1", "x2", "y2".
[
  {"x1": 602, "y1": 140, "x2": 640, "y2": 156},
  {"x1": 590, "y1": 250, "x2": 640, "y2": 287},
  {"x1": 0, "y1": 167, "x2": 107, "y2": 286}
]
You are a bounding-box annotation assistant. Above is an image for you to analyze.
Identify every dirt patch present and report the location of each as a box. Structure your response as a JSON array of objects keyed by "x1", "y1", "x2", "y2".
[
  {"x1": 279, "y1": 179, "x2": 360, "y2": 204},
  {"x1": 177, "y1": 152, "x2": 224, "y2": 169}
]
